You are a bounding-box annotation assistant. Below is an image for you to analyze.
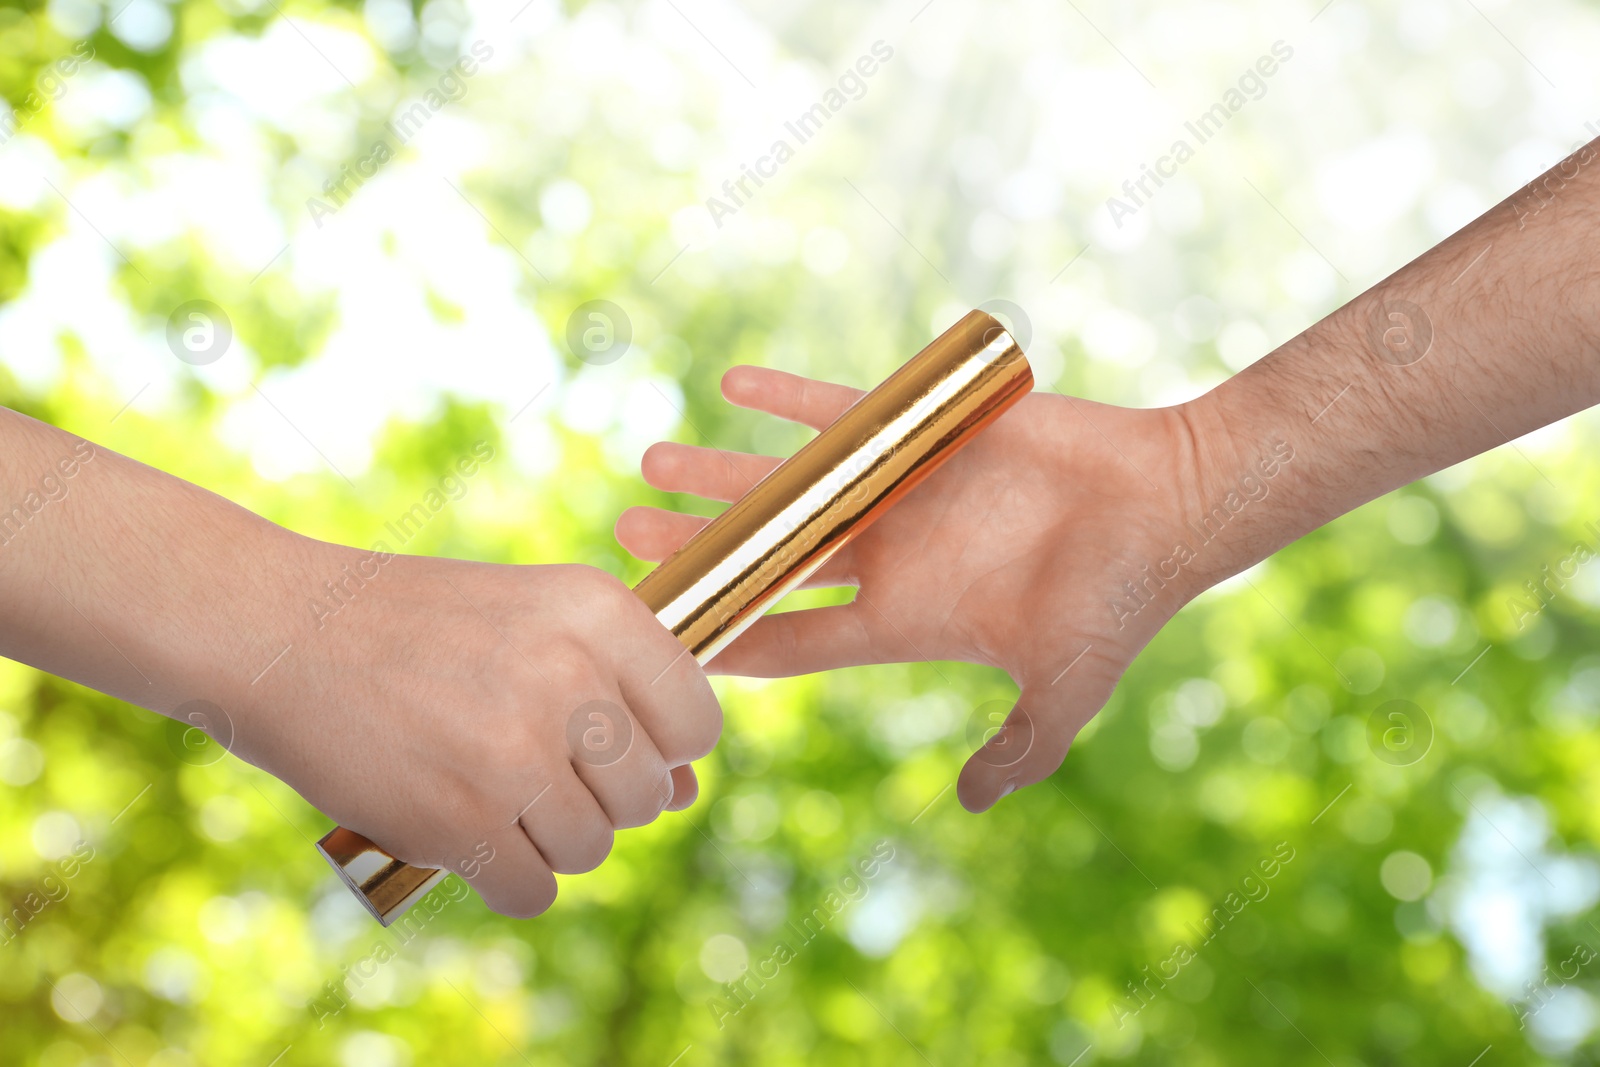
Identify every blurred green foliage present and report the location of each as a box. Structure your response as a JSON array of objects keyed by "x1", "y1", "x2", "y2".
[{"x1": 3, "y1": 1, "x2": 1600, "y2": 1065}]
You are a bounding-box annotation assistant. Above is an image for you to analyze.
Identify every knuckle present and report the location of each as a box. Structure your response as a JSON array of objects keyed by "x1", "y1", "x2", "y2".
[
  {"x1": 558, "y1": 826, "x2": 614, "y2": 875},
  {"x1": 611, "y1": 774, "x2": 672, "y2": 830},
  {"x1": 487, "y1": 720, "x2": 550, "y2": 780},
  {"x1": 497, "y1": 882, "x2": 557, "y2": 920},
  {"x1": 570, "y1": 698, "x2": 634, "y2": 765},
  {"x1": 617, "y1": 806, "x2": 658, "y2": 831},
  {"x1": 480, "y1": 635, "x2": 523, "y2": 677},
  {"x1": 428, "y1": 777, "x2": 499, "y2": 843},
  {"x1": 609, "y1": 801, "x2": 651, "y2": 831},
  {"x1": 679, "y1": 699, "x2": 723, "y2": 762},
  {"x1": 550, "y1": 562, "x2": 623, "y2": 600},
  {"x1": 572, "y1": 568, "x2": 644, "y2": 627},
  {"x1": 582, "y1": 564, "x2": 632, "y2": 600},
  {"x1": 538, "y1": 637, "x2": 605, "y2": 698},
  {"x1": 484, "y1": 635, "x2": 560, "y2": 697}
]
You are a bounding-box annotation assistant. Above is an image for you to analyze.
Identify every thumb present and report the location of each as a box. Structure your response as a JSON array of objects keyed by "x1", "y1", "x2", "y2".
[{"x1": 956, "y1": 657, "x2": 1117, "y2": 813}]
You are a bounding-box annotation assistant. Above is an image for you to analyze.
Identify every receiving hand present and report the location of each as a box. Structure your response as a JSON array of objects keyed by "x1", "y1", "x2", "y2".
[{"x1": 616, "y1": 366, "x2": 1255, "y2": 813}]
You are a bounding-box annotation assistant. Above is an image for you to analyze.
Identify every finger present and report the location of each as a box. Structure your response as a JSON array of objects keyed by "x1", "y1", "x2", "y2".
[
  {"x1": 567, "y1": 692, "x2": 680, "y2": 829},
  {"x1": 452, "y1": 819, "x2": 559, "y2": 919},
  {"x1": 663, "y1": 763, "x2": 699, "y2": 811},
  {"x1": 516, "y1": 773, "x2": 615, "y2": 875},
  {"x1": 605, "y1": 591, "x2": 723, "y2": 770},
  {"x1": 722, "y1": 366, "x2": 864, "y2": 430},
  {"x1": 703, "y1": 604, "x2": 883, "y2": 677},
  {"x1": 956, "y1": 667, "x2": 1117, "y2": 813},
  {"x1": 615, "y1": 506, "x2": 709, "y2": 562},
  {"x1": 641, "y1": 442, "x2": 782, "y2": 503}
]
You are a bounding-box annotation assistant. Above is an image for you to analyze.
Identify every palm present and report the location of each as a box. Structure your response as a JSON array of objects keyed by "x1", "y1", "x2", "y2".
[
  {"x1": 828, "y1": 393, "x2": 1184, "y2": 675},
  {"x1": 615, "y1": 367, "x2": 1206, "y2": 811}
]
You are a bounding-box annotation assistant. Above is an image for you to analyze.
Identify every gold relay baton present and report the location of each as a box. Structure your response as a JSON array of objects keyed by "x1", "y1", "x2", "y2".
[{"x1": 316, "y1": 309, "x2": 1033, "y2": 925}]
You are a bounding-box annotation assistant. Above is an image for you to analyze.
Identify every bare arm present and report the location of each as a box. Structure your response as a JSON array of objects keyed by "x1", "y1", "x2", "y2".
[
  {"x1": 0, "y1": 407, "x2": 721, "y2": 915},
  {"x1": 621, "y1": 136, "x2": 1600, "y2": 811},
  {"x1": 0, "y1": 406, "x2": 304, "y2": 713},
  {"x1": 1189, "y1": 136, "x2": 1600, "y2": 582}
]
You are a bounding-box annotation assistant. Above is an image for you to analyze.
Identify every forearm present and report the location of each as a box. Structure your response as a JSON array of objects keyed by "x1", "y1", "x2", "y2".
[
  {"x1": 0, "y1": 407, "x2": 723, "y2": 918},
  {"x1": 1186, "y1": 135, "x2": 1600, "y2": 580},
  {"x1": 0, "y1": 406, "x2": 311, "y2": 718}
]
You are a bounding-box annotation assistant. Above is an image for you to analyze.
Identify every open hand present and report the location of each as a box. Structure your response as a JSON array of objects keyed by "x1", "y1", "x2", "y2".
[{"x1": 616, "y1": 366, "x2": 1258, "y2": 813}]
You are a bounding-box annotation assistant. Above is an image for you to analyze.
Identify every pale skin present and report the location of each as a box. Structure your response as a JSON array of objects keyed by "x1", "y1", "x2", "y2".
[
  {"x1": 618, "y1": 134, "x2": 1600, "y2": 814},
  {"x1": 0, "y1": 413, "x2": 721, "y2": 919}
]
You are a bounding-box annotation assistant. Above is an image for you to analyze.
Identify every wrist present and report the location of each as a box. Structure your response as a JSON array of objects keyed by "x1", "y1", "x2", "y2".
[
  {"x1": 1171, "y1": 366, "x2": 1321, "y2": 591},
  {"x1": 144, "y1": 509, "x2": 324, "y2": 727}
]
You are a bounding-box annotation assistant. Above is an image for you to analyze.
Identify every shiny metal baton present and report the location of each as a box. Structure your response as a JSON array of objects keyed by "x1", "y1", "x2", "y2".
[{"x1": 317, "y1": 309, "x2": 1033, "y2": 924}]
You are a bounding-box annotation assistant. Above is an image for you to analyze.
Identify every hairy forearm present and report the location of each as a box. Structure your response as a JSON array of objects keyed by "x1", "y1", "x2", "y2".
[
  {"x1": 0, "y1": 406, "x2": 311, "y2": 717},
  {"x1": 1187, "y1": 134, "x2": 1600, "y2": 580}
]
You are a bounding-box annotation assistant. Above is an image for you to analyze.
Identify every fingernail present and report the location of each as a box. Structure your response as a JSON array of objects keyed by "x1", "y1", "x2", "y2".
[{"x1": 998, "y1": 781, "x2": 1016, "y2": 800}]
